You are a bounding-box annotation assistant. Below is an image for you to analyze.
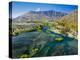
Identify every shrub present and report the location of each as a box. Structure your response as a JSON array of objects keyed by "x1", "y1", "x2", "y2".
[
  {"x1": 55, "y1": 37, "x2": 63, "y2": 42},
  {"x1": 20, "y1": 54, "x2": 29, "y2": 58}
]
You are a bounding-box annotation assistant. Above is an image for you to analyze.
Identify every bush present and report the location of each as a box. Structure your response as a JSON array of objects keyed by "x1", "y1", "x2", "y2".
[
  {"x1": 20, "y1": 54, "x2": 29, "y2": 58},
  {"x1": 55, "y1": 37, "x2": 63, "y2": 42}
]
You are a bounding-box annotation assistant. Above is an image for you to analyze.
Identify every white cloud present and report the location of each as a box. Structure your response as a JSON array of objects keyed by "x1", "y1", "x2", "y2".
[{"x1": 35, "y1": 8, "x2": 41, "y2": 11}]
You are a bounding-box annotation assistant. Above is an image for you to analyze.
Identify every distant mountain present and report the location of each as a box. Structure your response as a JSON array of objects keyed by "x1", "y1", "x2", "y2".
[
  {"x1": 29, "y1": 10, "x2": 67, "y2": 17},
  {"x1": 12, "y1": 10, "x2": 67, "y2": 23}
]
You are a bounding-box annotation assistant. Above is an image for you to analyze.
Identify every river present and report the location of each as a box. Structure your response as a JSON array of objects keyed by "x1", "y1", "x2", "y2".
[{"x1": 12, "y1": 26, "x2": 78, "y2": 58}]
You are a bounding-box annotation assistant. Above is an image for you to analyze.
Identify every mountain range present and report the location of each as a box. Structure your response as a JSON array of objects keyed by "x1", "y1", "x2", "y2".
[{"x1": 12, "y1": 10, "x2": 67, "y2": 23}]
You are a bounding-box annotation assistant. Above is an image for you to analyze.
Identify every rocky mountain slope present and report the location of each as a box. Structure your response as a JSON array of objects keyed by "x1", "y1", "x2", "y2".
[{"x1": 12, "y1": 10, "x2": 67, "y2": 23}]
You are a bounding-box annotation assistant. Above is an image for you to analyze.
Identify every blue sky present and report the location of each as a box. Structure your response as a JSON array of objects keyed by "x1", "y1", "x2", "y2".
[{"x1": 10, "y1": 1, "x2": 78, "y2": 18}]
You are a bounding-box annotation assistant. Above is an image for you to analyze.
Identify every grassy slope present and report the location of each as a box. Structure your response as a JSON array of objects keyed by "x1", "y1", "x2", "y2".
[{"x1": 50, "y1": 10, "x2": 78, "y2": 39}]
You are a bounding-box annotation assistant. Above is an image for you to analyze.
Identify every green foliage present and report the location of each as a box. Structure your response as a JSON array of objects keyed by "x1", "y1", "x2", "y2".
[
  {"x1": 20, "y1": 54, "x2": 29, "y2": 58},
  {"x1": 11, "y1": 18, "x2": 53, "y2": 36},
  {"x1": 55, "y1": 37, "x2": 63, "y2": 42}
]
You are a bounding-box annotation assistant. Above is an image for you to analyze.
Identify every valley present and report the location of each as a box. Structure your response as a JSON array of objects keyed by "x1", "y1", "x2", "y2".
[{"x1": 10, "y1": 9, "x2": 78, "y2": 58}]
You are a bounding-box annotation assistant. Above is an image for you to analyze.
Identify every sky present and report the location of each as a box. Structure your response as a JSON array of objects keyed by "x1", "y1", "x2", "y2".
[{"x1": 9, "y1": 1, "x2": 78, "y2": 18}]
